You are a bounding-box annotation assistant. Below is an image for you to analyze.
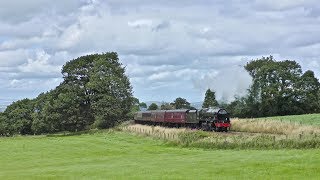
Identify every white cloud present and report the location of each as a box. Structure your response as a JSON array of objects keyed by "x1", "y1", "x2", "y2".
[
  {"x1": 254, "y1": 0, "x2": 316, "y2": 11},
  {"x1": 57, "y1": 24, "x2": 82, "y2": 50},
  {"x1": 0, "y1": 49, "x2": 30, "y2": 66},
  {"x1": 148, "y1": 71, "x2": 171, "y2": 81},
  {"x1": 128, "y1": 19, "x2": 153, "y2": 28},
  {"x1": 18, "y1": 50, "x2": 60, "y2": 74},
  {"x1": 0, "y1": 0, "x2": 84, "y2": 23}
]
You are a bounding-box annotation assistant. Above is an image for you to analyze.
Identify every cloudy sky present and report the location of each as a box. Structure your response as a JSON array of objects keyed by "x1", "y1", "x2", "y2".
[{"x1": 1, "y1": 0, "x2": 320, "y2": 105}]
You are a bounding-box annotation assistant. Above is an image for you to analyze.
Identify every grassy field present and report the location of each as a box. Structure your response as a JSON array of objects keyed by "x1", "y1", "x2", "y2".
[
  {"x1": 1, "y1": 131, "x2": 320, "y2": 179},
  {"x1": 252, "y1": 113, "x2": 320, "y2": 126}
]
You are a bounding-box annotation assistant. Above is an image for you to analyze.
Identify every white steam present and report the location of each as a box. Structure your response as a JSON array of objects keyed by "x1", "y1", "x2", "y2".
[{"x1": 192, "y1": 66, "x2": 252, "y2": 102}]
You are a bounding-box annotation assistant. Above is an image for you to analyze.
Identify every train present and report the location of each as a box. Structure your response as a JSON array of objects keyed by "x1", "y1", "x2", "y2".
[{"x1": 134, "y1": 107, "x2": 231, "y2": 132}]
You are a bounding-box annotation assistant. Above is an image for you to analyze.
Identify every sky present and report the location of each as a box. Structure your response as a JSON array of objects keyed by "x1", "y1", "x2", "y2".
[{"x1": 0, "y1": 0, "x2": 320, "y2": 105}]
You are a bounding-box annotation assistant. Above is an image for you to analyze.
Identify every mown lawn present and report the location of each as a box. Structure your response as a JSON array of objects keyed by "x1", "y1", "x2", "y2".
[
  {"x1": 0, "y1": 131, "x2": 319, "y2": 179},
  {"x1": 254, "y1": 113, "x2": 320, "y2": 125}
]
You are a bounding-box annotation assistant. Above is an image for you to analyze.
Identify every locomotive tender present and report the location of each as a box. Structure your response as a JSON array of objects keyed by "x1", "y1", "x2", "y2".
[{"x1": 134, "y1": 107, "x2": 231, "y2": 132}]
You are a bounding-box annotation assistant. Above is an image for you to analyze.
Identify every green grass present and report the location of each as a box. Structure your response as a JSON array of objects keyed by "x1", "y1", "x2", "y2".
[
  {"x1": 1, "y1": 131, "x2": 320, "y2": 179},
  {"x1": 255, "y1": 113, "x2": 320, "y2": 125}
]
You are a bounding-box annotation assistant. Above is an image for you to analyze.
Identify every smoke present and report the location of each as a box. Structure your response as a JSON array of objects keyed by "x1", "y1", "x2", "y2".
[{"x1": 192, "y1": 65, "x2": 252, "y2": 102}]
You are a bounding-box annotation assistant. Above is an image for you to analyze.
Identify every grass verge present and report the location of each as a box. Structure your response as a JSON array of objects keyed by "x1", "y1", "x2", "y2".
[
  {"x1": 122, "y1": 124, "x2": 320, "y2": 149},
  {"x1": 253, "y1": 113, "x2": 320, "y2": 126},
  {"x1": 232, "y1": 118, "x2": 320, "y2": 135}
]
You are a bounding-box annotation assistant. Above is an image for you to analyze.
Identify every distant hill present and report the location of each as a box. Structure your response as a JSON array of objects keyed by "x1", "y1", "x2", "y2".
[{"x1": 190, "y1": 102, "x2": 203, "y2": 109}]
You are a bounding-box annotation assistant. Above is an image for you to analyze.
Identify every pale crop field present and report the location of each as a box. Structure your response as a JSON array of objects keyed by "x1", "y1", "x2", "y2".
[
  {"x1": 231, "y1": 118, "x2": 320, "y2": 135},
  {"x1": 250, "y1": 113, "x2": 320, "y2": 126}
]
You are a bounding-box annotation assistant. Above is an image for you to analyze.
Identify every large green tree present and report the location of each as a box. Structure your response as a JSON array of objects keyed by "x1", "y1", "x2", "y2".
[
  {"x1": 299, "y1": 70, "x2": 320, "y2": 113},
  {"x1": 171, "y1": 97, "x2": 191, "y2": 109},
  {"x1": 160, "y1": 102, "x2": 174, "y2": 110},
  {"x1": 2, "y1": 52, "x2": 134, "y2": 136},
  {"x1": 62, "y1": 52, "x2": 133, "y2": 129},
  {"x1": 0, "y1": 112, "x2": 8, "y2": 136},
  {"x1": 31, "y1": 91, "x2": 57, "y2": 134},
  {"x1": 139, "y1": 102, "x2": 147, "y2": 109},
  {"x1": 202, "y1": 89, "x2": 219, "y2": 108},
  {"x1": 230, "y1": 56, "x2": 320, "y2": 118},
  {"x1": 244, "y1": 56, "x2": 304, "y2": 116},
  {"x1": 148, "y1": 103, "x2": 158, "y2": 110},
  {"x1": 3, "y1": 99, "x2": 35, "y2": 135},
  {"x1": 32, "y1": 82, "x2": 96, "y2": 134}
]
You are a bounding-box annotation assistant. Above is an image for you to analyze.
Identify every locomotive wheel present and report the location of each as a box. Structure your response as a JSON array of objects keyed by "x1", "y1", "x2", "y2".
[
  {"x1": 201, "y1": 123, "x2": 207, "y2": 131},
  {"x1": 213, "y1": 127, "x2": 217, "y2": 132}
]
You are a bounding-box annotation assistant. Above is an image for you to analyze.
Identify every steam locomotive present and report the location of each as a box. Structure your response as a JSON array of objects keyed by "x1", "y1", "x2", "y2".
[{"x1": 134, "y1": 107, "x2": 231, "y2": 132}]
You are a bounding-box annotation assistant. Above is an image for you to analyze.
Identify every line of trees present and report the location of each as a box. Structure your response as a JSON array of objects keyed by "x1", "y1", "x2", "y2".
[
  {"x1": 147, "y1": 97, "x2": 198, "y2": 110},
  {"x1": 202, "y1": 89, "x2": 218, "y2": 108},
  {"x1": 0, "y1": 52, "x2": 134, "y2": 136},
  {"x1": 147, "y1": 96, "x2": 216, "y2": 111},
  {"x1": 1, "y1": 55, "x2": 319, "y2": 136}
]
